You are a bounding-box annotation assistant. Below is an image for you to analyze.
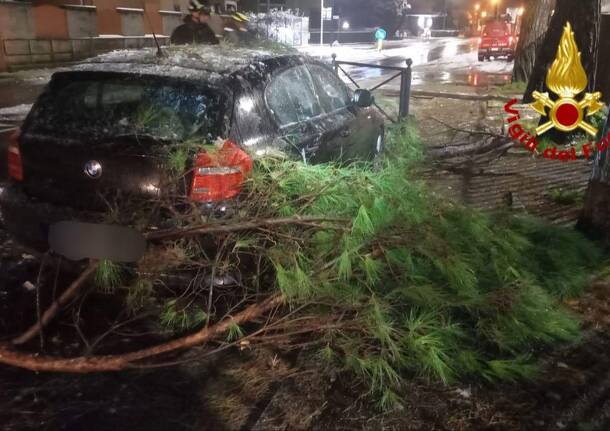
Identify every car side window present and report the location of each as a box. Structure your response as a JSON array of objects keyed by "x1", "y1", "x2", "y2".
[
  {"x1": 308, "y1": 64, "x2": 351, "y2": 112},
  {"x1": 265, "y1": 65, "x2": 322, "y2": 126}
]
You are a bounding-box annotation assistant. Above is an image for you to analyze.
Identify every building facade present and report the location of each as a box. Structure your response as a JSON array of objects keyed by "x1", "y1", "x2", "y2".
[{"x1": 0, "y1": 0, "x2": 205, "y2": 71}]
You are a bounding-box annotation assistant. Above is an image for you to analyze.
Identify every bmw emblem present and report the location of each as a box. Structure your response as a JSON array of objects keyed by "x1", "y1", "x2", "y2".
[{"x1": 84, "y1": 160, "x2": 103, "y2": 179}]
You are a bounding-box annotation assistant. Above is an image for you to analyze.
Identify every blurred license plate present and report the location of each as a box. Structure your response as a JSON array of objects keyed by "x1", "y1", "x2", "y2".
[{"x1": 491, "y1": 48, "x2": 499, "y2": 51}]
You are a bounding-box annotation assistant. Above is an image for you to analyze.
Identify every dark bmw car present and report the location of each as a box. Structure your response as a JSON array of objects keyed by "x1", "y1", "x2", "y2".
[{"x1": 1, "y1": 45, "x2": 384, "y2": 249}]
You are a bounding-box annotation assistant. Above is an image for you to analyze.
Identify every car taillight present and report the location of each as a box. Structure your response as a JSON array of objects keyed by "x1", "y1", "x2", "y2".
[
  {"x1": 7, "y1": 129, "x2": 23, "y2": 181},
  {"x1": 478, "y1": 37, "x2": 482, "y2": 44},
  {"x1": 189, "y1": 140, "x2": 253, "y2": 203}
]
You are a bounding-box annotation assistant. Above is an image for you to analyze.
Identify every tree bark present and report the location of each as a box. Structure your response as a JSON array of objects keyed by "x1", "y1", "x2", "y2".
[
  {"x1": 512, "y1": 0, "x2": 555, "y2": 83},
  {"x1": 523, "y1": 0, "x2": 601, "y2": 103},
  {"x1": 578, "y1": 120, "x2": 610, "y2": 238}
]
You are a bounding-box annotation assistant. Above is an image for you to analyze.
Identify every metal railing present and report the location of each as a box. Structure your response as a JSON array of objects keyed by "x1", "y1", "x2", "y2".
[{"x1": 331, "y1": 54, "x2": 413, "y2": 123}]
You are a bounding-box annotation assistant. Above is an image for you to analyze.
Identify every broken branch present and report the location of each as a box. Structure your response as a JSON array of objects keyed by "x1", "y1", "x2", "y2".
[
  {"x1": 145, "y1": 216, "x2": 349, "y2": 241},
  {"x1": 0, "y1": 294, "x2": 284, "y2": 373},
  {"x1": 12, "y1": 260, "x2": 99, "y2": 346}
]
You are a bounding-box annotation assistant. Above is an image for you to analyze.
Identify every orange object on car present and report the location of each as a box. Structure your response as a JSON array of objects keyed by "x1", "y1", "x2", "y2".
[{"x1": 189, "y1": 140, "x2": 253, "y2": 202}]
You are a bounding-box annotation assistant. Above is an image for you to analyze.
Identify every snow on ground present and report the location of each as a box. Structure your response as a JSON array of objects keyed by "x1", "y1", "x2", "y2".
[
  {"x1": 0, "y1": 67, "x2": 65, "y2": 83},
  {"x1": 0, "y1": 104, "x2": 32, "y2": 122}
]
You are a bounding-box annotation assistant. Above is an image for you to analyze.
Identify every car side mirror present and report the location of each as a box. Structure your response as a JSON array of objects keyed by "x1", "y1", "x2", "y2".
[{"x1": 352, "y1": 89, "x2": 374, "y2": 108}]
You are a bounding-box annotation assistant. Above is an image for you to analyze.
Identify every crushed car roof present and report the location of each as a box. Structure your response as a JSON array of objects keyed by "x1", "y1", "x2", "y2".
[{"x1": 72, "y1": 45, "x2": 297, "y2": 81}]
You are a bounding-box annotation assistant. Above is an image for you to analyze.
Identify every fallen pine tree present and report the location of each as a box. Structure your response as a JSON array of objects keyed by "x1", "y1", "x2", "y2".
[{"x1": 0, "y1": 121, "x2": 602, "y2": 409}]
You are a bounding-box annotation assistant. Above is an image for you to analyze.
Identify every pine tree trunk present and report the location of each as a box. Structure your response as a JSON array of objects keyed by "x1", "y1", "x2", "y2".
[
  {"x1": 571, "y1": 2, "x2": 609, "y2": 238},
  {"x1": 578, "y1": 120, "x2": 610, "y2": 238},
  {"x1": 512, "y1": 0, "x2": 555, "y2": 83},
  {"x1": 523, "y1": 0, "x2": 601, "y2": 103}
]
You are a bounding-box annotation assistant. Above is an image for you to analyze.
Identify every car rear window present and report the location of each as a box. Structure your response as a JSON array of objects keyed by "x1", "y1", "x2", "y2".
[{"x1": 26, "y1": 72, "x2": 225, "y2": 143}]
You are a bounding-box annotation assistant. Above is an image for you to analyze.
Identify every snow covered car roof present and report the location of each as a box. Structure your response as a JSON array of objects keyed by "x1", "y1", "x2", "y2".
[{"x1": 72, "y1": 45, "x2": 296, "y2": 82}]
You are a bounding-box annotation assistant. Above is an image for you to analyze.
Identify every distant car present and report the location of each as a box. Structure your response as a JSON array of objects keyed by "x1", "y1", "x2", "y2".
[
  {"x1": 478, "y1": 20, "x2": 515, "y2": 61},
  {"x1": 1, "y1": 46, "x2": 384, "y2": 249}
]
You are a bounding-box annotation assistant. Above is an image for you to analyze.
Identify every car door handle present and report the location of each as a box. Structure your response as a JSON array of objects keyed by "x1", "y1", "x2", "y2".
[{"x1": 340, "y1": 129, "x2": 351, "y2": 138}]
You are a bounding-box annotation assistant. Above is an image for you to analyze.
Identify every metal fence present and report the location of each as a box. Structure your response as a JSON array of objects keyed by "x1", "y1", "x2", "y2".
[{"x1": 331, "y1": 54, "x2": 413, "y2": 123}]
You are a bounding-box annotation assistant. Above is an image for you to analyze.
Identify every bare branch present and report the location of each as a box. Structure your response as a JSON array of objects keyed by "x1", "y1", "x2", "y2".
[
  {"x1": 12, "y1": 261, "x2": 99, "y2": 346},
  {"x1": 145, "y1": 216, "x2": 350, "y2": 241},
  {"x1": 0, "y1": 294, "x2": 284, "y2": 373}
]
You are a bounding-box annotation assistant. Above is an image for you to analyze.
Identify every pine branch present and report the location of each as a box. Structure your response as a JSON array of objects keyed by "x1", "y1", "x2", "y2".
[
  {"x1": 145, "y1": 216, "x2": 350, "y2": 241},
  {"x1": 0, "y1": 294, "x2": 284, "y2": 373}
]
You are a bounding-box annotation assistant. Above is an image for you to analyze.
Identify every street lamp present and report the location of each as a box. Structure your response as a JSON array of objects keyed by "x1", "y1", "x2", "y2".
[
  {"x1": 320, "y1": 0, "x2": 324, "y2": 47},
  {"x1": 342, "y1": 21, "x2": 350, "y2": 30},
  {"x1": 491, "y1": 0, "x2": 500, "y2": 18},
  {"x1": 474, "y1": 4, "x2": 481, "y2": 33},
  {"x1": 481, "y1": 10, "x2": 487, "y2": 19}
]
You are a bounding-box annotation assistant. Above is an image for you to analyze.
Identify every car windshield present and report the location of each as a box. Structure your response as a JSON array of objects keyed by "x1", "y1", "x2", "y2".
[{"x1": 27, "y1": 72, "x2": 225, "y2": 143}]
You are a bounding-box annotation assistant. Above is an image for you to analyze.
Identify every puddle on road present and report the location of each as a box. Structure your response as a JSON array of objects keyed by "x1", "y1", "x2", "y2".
[
  {"x1": 412, "y1": 70, "x2": 512, "y2": 87},
  {"x1": 344, "y1": 66, "x2": 512, "y2": 88}
]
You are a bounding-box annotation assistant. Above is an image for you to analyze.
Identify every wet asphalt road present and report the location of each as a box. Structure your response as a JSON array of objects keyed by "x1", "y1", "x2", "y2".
[
  {"x1": 307, "y1": 37, "x2": 513, "y2": 90},
  {"x1": 344, "y1": 38, "x2": 479, "y2": 80}
]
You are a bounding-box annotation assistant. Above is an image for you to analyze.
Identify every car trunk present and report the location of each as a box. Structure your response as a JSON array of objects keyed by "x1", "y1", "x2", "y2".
[
  {"x1": 17, "y1": 71, "x2": 226, "y2": 212},
  {"x1": 19, "y1": 135, "x2": 166, "y2": 211}
]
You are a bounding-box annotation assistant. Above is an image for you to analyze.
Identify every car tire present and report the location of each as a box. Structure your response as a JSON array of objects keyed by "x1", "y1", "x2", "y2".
[
  {"x1": 373, "y1": 128, "x2": 385, "y2": 169},
  {"x1": 507, "y1": 54, "x2": 514, "y2": 61},
  {"x1": 375, "y1": 130, "x2": 385, "y2": 155},
  {"x1": 478, "y1": 55, "x2": 485, "y2": 62}
]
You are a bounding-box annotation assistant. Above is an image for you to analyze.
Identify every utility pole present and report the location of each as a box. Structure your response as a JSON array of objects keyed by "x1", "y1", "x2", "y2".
[{"x1": 320, "y1": 0, "x2": 324, "y2": 46}]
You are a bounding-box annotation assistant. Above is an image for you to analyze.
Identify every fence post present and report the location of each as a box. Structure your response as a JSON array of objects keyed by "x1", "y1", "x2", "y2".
[
  {"x1": 398, "y1": 58, "x2": 413, "y2": 120},
  {"x1": 331, "y1": 53, "x2": 338, "y2": 75}
]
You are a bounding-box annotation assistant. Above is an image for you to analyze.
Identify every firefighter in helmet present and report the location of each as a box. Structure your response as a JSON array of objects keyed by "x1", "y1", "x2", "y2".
[
  {"x1": 223, "y1": 12, "x2": 250, "y2": 45},
  {"x1": 171, "y1": 0, "x2": 219, "y2": 45}
]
